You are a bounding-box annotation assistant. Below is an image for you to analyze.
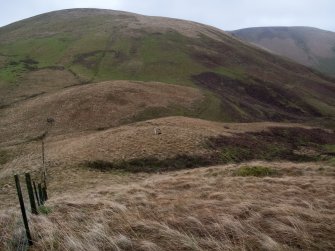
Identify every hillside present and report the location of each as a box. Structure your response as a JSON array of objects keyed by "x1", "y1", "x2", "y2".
[
  {"x1": 0, "y1": 9, "x2": 334, "y2": 125},
  {"x1": 1, "y1": 9, "x2": 335, "y2": 250},
  {"x1": 0, "y1": 116, "x2": 334, "y2": 250},
  {"x1": 1, "y1": 116, "x2": 334, "y2": 178},
  {"x1": 231, "y1": 26, "x2": 335, "y2": 77},
  {"x1": 0, "y1": 80, "x2": 206, "y2": 145}
]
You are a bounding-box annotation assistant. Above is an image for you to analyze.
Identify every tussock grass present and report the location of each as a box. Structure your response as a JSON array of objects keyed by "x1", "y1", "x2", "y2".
[
  {"x1": 1, "y1": 120, "x2": 334, "y2": 249},
  {"x1": 1, "y1": 161, "x2": 334, "y2": 250}
]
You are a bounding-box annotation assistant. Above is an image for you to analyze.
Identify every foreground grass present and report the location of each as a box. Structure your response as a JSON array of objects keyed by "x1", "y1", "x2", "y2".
[{"x1": 1, "y1": 161, "x2": 334, "y2": 250}]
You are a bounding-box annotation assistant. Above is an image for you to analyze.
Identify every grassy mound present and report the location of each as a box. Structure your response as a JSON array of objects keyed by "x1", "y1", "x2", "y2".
[{"x1": 83, "y1": 126, "x2": 335, "y2": 172}]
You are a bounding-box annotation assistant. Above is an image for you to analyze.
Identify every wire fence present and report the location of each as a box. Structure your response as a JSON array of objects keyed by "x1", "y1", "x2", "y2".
[
  {"x1": 1, "y1": 118, "x2": 55, "y2": 249},
  {"x1": 11, "y1": 170, "x2": 49, "y2": 248}
]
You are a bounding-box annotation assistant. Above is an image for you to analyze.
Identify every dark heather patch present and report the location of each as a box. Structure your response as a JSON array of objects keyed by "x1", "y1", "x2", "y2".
[
  {"x1": 72, "y1": 50, "x2": 123, "y2": 68},
  {"x1": 84, "y1": 127, "x2": 335, "y2": 173},
  {"x1": 192, "y1": 71, "x2": 322, "y2": 121},
  {"x1": 84, "y1": 155, "x2": 217, "y2": 173},
  {"x1": 207, "y1": 127, "x2": 335, "y2": 162}
]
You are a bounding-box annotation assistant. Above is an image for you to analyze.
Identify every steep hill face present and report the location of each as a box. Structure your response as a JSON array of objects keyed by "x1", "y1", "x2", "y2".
[
  {"x1": 231, "y1": 26, "x2": 335, "y2": 77},
  {"x1": 0, "y1": 9, "x2": 334, "y2": 125}
]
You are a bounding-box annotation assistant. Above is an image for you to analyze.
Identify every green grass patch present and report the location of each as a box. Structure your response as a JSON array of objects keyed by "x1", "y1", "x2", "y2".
[
  {"x1": 69, "y1": 64, "x2": 95, "y2": 83},
  {"x1": 214, "y1": 67, "x2": 246, "y2": 80},
  {"x1": 0, "y1": 36, "x2": 73, "y2": 67},
  {"x1": 305, "y1": 98, "x2": 335, "y2": 116},
  {"x1": 324, "y1": 144, "x2": 335, "y2": 154},
  {"x1": 0, "y1": 59, "x2": 28, "y2": 83},
  {"x1": 95, "y1": 32, "x2": 207, "y2": 85},
  {"x1": 327, "y1": 157, "x2": 335, "y2": 166},
  {"x1": 67, "y1": 33, "x2": 109, "y2": 57},
  {"x1": 324, "y1": 144, "x2": 335, "y2": 152},
  {"x1": 0, "y1": 55, "x2": 41, "y2": 87},
  {"x1": 137, "y1": 32, "x2": 205, "y2": 84},
  {"x1": 219, "y1": 147, "x2": 252, "y2": 163},
  {"x1": 122, "y1": 91, "x2": 227, "y2": 125},
  {"x1": 195, "y1": 90, "x2": 228, "y2": 122},
  {"x1": 38, "y1": 205, "x2": 52, "y2": 215},
  {"x1": 233, "y1": 166, "x2": 277, "y2": 177}
]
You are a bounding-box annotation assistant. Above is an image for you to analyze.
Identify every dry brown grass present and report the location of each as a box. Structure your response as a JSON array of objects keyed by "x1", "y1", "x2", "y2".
[
  {"x1": 0, "y1": 117, "x2": 333, "y2": 250},
  {"x1": 1, "y1": 161, "x2": 334, "y2": 250},
  {"x1": 0, "y1": 116, "x2": 315, "y2": 178},
  {"x1": 0, "y1": 81, "x2": 203, "y2": 145},
  {"x1": 0, "y1": 68, "x2": 80, "y2": 106}
]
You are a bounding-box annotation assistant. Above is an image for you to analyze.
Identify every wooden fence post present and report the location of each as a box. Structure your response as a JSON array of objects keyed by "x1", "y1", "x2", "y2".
[
  {"x1": 43, "y1": 186, "x2": 48, "y2": 202},
  {"x1": 25, "y1": 173, "x2": 38, "y2": 215},
  {"x1": 14, "y1": 174, "x2": 33, "y2": 246},
  {"x1": 43, "y1": 180, "x2": 48, "y2": 201},
  {"x1": 33, "y1": 181, "x2": 40, "y2": 206},
  {"x1": 41, "y1": 139, "x2": 47, "y2": 187},
  {"x1": 38, "y1": 183, "x2": 44, "y2": 205}
]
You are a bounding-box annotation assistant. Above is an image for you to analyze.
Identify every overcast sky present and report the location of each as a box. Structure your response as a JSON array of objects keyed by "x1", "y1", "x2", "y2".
[{"x1": 1, "y1": 0, "x2": 335, "y2": 31}]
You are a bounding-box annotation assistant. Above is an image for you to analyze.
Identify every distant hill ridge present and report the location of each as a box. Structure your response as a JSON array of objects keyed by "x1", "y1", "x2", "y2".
[{"x1": 231, "y1": 26, "x2": 335, "y2": 77}]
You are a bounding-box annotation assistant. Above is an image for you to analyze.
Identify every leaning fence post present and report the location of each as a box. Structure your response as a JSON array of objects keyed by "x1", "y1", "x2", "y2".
[
  {"x1": 43, "y1": 180, "x2": 48, "y2": 201},
  {"x1": 38, "y1": 183, "x2": 44, "y2": 205},
  {"x1": 33, "y1": 181, "x2": 40, "y2": 206},
  {"x1": 43, "y1": 186, "x2": 48, "y2": 202},
  {"x1": 14, "y1": 174, "x2": 33, "y2": 246},
  {"x1": 25, "y1": 173, "x2": 38, "y2": 215}
]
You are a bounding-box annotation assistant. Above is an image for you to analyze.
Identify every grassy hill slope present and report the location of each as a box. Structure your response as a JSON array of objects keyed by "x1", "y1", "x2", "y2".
[
  {"x1": 1, "y1": 11, "x2": 335, "y2": 250},
  {"x1": 231, "y1": 26, "x2": 335, "y2": 77},
  {"x1": 0, "y1": 9, "x2": 334, "y2": 124},
  {"x1": 1, "y1": 116, "x2": 334, "y2": 250},
  {"x1": 0, "y1": 81, "x2": 208, "y2": 145},
  {"x1": 1, "y1": 116, "x2": 334, "y2": 176}
]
